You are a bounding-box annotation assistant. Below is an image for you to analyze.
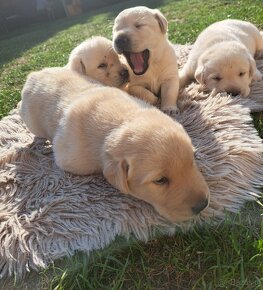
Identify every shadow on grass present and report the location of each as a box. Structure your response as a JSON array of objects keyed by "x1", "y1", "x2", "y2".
[
  {"x1": 2, "y1": 202, "x2": 261, "y2": 290},
  {"x1": 0, "y1": 0, "x2": 169, "y2": 67}
]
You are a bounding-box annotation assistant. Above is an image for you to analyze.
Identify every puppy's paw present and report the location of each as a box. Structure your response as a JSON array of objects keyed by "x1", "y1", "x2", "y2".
[{"x1": 162, "y1": 105, "x2": 180, "y2": 117}]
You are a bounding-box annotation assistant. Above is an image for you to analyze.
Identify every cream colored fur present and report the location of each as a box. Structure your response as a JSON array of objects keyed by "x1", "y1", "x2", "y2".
[
  {"x1": 54, "y1": 82, "x2": 209, "y2": 222},
  {"x1": 20, "y1": 67, "x2": 209, "y2": 222},
  {"x1": 66, "y1": 36, "x2": 129, "y2": 88},
  {"x1": 20, "y1": 67, "x2": 100, "y2": 140},
  {"x1": 179, "y1": 19, "x2": 263, "y2": 97},
  {"x1": 113, "y1": 6, "x2": 179, "y2": 112},
  {"x1": 20, "y1": 37, "x2": 130, "y2": 140}
]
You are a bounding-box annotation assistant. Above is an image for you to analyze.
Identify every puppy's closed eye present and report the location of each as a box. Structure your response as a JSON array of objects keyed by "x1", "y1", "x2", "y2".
[
  {"x1": 98, "y1": 63, "x2": 107, "y2": 69},
  {"x1": 153, "y1": 177, "x2": 169, "y2": 185},
  {"x1": 212, "y1": 76, "x2": 222, "y2": 81},
  {"x1": 134, "y1": 23, "x2": 145, "y2": 29}
]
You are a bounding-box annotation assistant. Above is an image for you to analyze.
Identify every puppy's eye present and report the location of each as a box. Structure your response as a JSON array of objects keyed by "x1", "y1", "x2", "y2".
[
  {"x1": 153, "y1": 177, "x2": 169, "y2": 185},
  {"x1": 239, "y1": 72, "x2": 246, "y2": 77},
  {"x1": 135, "y1": 23, "x2": 144, "y2": 29},
  {"x1": 212, "y1": 76, "x2": 222, "y2": 81},
  {"x1": 98, "y1": 63, "x2": 107, "y2": 69}
]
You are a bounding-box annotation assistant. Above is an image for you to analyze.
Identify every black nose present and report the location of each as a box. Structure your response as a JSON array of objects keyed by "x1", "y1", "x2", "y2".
[
  {"x1": 120, "y1": 69, "x2": 129, "y2": 81},
  {"x1": 114, "y1": 36, "x2": 130, "y2": 51},
  {"x1": 192, "y1": 199, "x2": 208, "y2": 215},
  {"x1": 229, "y1": 89, "x2": 240, "y2": 97}
]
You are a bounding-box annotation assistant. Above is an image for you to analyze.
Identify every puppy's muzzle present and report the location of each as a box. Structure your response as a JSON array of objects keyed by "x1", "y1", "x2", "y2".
[
  {"x1": 120, "y1": 68, "x2": 129, "y2": 83},
  {"x1": 228, "y1": 89, "x2": 240, "y2": 97},
  {"x1": 114, "y1": 35, "x2": 131, "y2": 53},
  {"x1": 191, "y1": 198, "x2": 209, "y2": 215}
]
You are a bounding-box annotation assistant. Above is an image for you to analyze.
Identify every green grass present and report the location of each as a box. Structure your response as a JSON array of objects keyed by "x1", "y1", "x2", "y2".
[
  {"x1": 46, "y1": 208, "x2": 262, "y2": 290},
  {"x1": 3, "y1": 206, "x2": 262, "y2": 289},
  {"x1": 0, "y1": 0, "x2": 262, "y2": 289}
]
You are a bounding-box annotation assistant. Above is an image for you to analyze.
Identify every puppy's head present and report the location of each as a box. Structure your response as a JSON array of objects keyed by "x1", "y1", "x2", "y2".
[
  {"x1": 103, "y1": 109, "x2": 210, "y2": 223},
  {"x1": 113, "y1": 6, "x2": 168, "y2": 75},
  {"x1": 195, "y1": 41, "x2": 255, "y2": 97},
  {"x1": 67, "y1": 36, "x2": 129, "y2": 87}
]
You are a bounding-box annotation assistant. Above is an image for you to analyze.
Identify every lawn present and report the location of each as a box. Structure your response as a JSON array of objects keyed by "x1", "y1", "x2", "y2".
[{"x1": 0, "y1": 0, "x2": 263, "y2": 289}]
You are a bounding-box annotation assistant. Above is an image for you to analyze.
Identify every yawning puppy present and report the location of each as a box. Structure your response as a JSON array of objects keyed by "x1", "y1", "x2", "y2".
[
  {"x1": 113, "y1": 6, "x2": 179, "y2": 112},
  {"x1": 51, "y1": 73, "x2": 209, "y2": 222},
  {"x1": 179, "y1": 19, "x2": 263, "y2": 97},
  {"x1": 66, "y1": 36, "x2": 129, "y2": 88}
]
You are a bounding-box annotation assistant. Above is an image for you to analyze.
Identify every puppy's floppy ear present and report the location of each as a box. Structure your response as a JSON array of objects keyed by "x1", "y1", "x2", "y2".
[
  {"x1": 68, "y1": 56, "x2": 86, "y2": 74},
  {"x1": 248, "y1": 54, "x2": 256, "y2": 79},
  {"x1": 154, "y1": 9, "x2": 168, "y2": 34},
  {"x1": 194, "y1": 65, "x2": 205, "y2": 84},
  {"x1": 103, "y1": 157, "x2": 130, "y2": 194}
]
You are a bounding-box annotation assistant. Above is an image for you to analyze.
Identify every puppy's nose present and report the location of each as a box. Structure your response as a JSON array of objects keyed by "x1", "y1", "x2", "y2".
[
  {"x1": 229, "y1": 89, "x2": 240, "y2": 97},
  {"x1": 114, "y1": 36, "x2": 130, "y2": 51},
  {"x1": 192, "y1": 199, "x2": 208, "y2": 215},
  {"x1": 120, "y1": 69, "x2": 129, "y2": 81}
]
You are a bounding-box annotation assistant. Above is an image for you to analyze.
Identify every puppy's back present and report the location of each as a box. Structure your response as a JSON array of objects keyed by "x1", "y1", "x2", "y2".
[
  {"x1": 194, "y1": 19, "x2": 261, "y2": 55},
  {"x1": 20, "y1": 67, "x2": 98, "y2": 140},
  {"x1": 53, "y1": 87, "x2": 150, "y2": 175},
  {"x1": 57, "y1": 86, "x2": 149, "y2": 148}
]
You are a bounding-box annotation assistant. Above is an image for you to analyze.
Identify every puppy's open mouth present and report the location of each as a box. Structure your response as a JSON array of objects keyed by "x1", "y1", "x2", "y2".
[{"x1": 123, "y1": 49, "x2": 149, "y2": 75}]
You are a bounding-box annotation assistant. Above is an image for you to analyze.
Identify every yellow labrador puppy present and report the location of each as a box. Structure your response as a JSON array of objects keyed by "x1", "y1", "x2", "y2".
[
  {"x1": 113, "y1": 6, "x2": 179, "y2": 113},
  {"x1": 20, "y1": 67, "x2": 99, "y2": 140},
  {"x1": 179, "y1": 19, "x2": 263, "y2": 97},
  {"x1": 21, "y1": 37, "x2": 129, "y2": 140},
  {"x1": 49, "y1": 71, "x2": 209, "y2": 222},
  {"x1": 66, "y1": 36, "x2": 129, "y2": 88}
]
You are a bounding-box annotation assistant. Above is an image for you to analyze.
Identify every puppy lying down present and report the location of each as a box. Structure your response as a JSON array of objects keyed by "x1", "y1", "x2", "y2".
[
  {"x1": 113, "y1": 6, "x2": 179, "y2": 112},
  {"x1": 179, "y1": 19, "x2": 263, "y2": 97},
  {"x1": 20, "y1": 68, "x2": 100, "y2": 140},
  {"x1": 66, "y1": 36, "x2": 129, "y2": 88},
  {"x1": 21, "y1": 36, "x2": 128, "y2": 140},
  {"x1": 20, "y1": 68, "x2": 209, "y2": 222}
]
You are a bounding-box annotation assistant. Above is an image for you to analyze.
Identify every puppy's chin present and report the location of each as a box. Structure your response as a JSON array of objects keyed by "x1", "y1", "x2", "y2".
[
  {"x1": 206, "y1": 84, "x2": 250, "y2": 98},
  {"x1": 94, "y1": 74, "x2": 128, "y2": 88},
  {"x1": 226, "y1": 87, "x2": 250, "y2": 97},
  {"x1": 155, "y1": 207, "x2": 197, "y2": 223},
  {"x1": 105, "y1": 78, "x2": 129, "y2": 88},
  {"x1": 241, "y1": 87, "x2": 250, "y2": 97}
]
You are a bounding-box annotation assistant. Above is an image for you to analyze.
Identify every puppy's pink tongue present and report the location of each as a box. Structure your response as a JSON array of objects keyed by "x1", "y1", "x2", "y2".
[{"x1": 130, "y1": 52, "x2": 144, "y2": 74}]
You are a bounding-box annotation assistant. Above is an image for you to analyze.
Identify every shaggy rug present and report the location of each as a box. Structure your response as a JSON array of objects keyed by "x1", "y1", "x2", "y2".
[{"x1": 0, "y1": 44, "x2": 263, "y2": 279}]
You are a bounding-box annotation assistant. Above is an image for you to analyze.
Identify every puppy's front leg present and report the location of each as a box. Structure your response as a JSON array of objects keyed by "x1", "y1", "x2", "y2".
[
  {"x1": 128, "y1": 85, "x2": 158, "y2": 105},
  {"x1": 160, "y1": 78, "x2": 179, "y2": 114}
]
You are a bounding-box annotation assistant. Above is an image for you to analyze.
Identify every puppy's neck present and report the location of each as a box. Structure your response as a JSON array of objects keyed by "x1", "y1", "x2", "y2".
[{"x1": 151, "y1": 38, "x2": 175, "y2": 66}]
